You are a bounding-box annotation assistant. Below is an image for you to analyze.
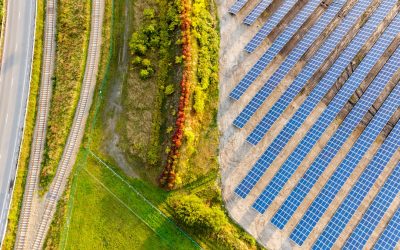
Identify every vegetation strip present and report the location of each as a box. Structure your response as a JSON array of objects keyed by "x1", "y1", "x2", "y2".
[
  {"x1": 159, "y1": 0, "x2": 192, "y2": 189},
  {"x1": 40, "y1": 0, "x2": 91, "y2": 192}
]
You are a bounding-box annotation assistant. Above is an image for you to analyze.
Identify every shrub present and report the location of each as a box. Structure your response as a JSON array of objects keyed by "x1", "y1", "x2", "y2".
[
  {"x1": 165, "y1": 84, "x2": 175, "y2": 95},
  {"x1": 139, "y1": 69, "x2": 150, "y2": 79},
  {"x1": 168, "y1": 195, "x2": 228, "y2": 234},
  {"x1": 175, "y1": 55, "x2": 183, "y2": 64},
  {"x1": 143, "y1": 8, "x2": 155, "y2": 19},
  {"x1": 132, "y1": 56, "x2": 142, "y2": 65},
  {"x1": 142, "y1": 58, "x2": 151, "y2": 67},
  {"x1": 193, "y1": 87, "x2": 206, "y2": 113},
  {"x1": 136, "y1": 43, "x2": 147, "y2": 55}
]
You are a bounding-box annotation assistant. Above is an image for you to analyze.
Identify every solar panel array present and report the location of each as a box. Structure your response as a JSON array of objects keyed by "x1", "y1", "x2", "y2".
[
  {"x1": 234, "y1": 1, "x2": 344, "y2": 128},
  {"x1": 243, "y1": 0, "x2": 274, "y2": 25},
  {"x1": 247, "y1": 0, "x2": 377, "y2": 145},
  {"x1": 225, "y1": 0, "x2": 400, "y2": 248},
  {"x1": 314, "y1": 120, "x2": 400, "y2": 249},
  {"x1": 252, "y1": 5, "x2": 399, "y2": 213},
  {"x1": 272, "y1": 36, "x2": 400, "y2": 230},
  {"x1": 235, "y1": 0, "x2": 394, "y2": 198},
  {"x1": 229, "y1": 0, "x2": 249, "y2": 15},
  {"x1": 291, "y1": 84, "x2": 400, "y2": 245},
  {"x1": 245, "y1": 0, "x2": 297, "y2": 52},
  {"x1": 343, "y1": 162, "x2": 400, "y2": 249},
  {"x1": 230, "y1": 0, "x2": 320, "y2": 100},
  {"x1": 374, "y1": 207, "x2": 400, "y2": 250}
]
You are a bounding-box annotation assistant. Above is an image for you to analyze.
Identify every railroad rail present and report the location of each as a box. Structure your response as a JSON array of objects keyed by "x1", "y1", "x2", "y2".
[
  {"x1": 15, "y1": 0, "x2": 57, "y2": 248},
  {"x1": 31, "y1": 0, "x2": 104, "y2": 248}
]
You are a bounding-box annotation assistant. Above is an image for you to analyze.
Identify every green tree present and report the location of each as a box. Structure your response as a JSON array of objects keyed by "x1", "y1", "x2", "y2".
[{"x1": 169, "y1": 194, "x2": 228, "y2": 234}]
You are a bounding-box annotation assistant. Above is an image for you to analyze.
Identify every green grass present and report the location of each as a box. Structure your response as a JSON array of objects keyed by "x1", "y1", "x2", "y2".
[
  {"x1": 40, "y1": 0, "x2": 91, "y2": 192},
  {"x1": 55, "y1": 152, "x2": 199, "y2": 250},
  {"x1": 1, "y1": 0, "x2": 45, "y2": 248}
]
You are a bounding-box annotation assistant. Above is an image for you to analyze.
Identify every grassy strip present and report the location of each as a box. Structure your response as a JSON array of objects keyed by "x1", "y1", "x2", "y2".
[
  {"x1": 1, "y1": 0, "x2": 45, "y2": 248},
  {"x1": 39, "y1": 0, "x2": 91, "y2": 192},
  {"x1": 0, "y1": 0, "x2": 3, "y2": 23}
]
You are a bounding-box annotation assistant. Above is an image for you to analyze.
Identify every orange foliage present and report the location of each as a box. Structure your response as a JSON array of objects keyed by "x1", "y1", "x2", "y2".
[{"x1": 159, "y1": 0, "x2": 191, "y2": 189}]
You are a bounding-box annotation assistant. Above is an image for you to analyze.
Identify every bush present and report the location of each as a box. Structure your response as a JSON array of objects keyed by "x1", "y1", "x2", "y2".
[
  {"x1": 142, "y1": 58, "x2": 151, "y2": 67},
  {"x1": 164, "y1": 84, "x2": 175, "y2": 95},
  {"x1": 168, "y1": 194, "x2": 228, "y2": 234},
  {"x1": 132, "y1": 56, "x2": 142, "y2": 65},
  {"x1": 193, "y1": 87, "x2": 206, "y2": 113},
  {"x1": 143, "y1": 8, "x2": 155, "y2": 19},
  {"x1": 139, "y1": 69, "x2": 150, "y2": 79}
]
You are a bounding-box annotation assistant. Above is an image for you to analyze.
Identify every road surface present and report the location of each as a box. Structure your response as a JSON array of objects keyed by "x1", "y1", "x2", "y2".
[{"x1": 0, "y1": 0, "x2": 35, "y2": 244}]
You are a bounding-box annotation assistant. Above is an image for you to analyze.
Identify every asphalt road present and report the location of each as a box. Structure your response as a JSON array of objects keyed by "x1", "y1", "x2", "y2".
[{"x1": 0, "y1": 0, "x2": 35, "y2": 243}]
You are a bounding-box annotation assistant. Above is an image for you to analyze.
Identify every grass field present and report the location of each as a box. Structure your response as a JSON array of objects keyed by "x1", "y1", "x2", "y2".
[{"x1": 54, "y1": 151, "x2": 199, "y2": 250}]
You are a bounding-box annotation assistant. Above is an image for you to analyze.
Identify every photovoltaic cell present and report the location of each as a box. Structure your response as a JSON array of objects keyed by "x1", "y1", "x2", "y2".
[
  {"x1": 245, "y1": 0, "x2": 298, "y2": 52},
  {"x1": 271, "y1": 21, "x2": 400, "y2": 228},
  {"x1": 234, "y1": 1, "x2": 344, "y2": 128},
  {"x1": 230, "y1": 0, "x2": 320, "y2": 100},
  {"x1": 234, "y1": 0, "x2": 389, "y2": 199},
  {"x1": 247, "y1": 0, "x2": 377, "y2": 145},
  {"x1": 343, "y1": 162, "x2": 400, "y2": 249},
  {"x1": 251, "y1": 4, "x2": 399, "y2": 213},
  {"x1": 374, "y1": 207, "x2": 400, "y2": 250},
  {"x1": 229, "y1": 0, "x2": 249, "y2": 15},
  {"x1": 244, "y1": 0, "x2": 274, "y2": 25},
  {"x1": 314, "y1": 121, "x2": 400, "y2": 249},
  {"x1": 290, "y1": 84, "x2": 400, "y2": 246}
]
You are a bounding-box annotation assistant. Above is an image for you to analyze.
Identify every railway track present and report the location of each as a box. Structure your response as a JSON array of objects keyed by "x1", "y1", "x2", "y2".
[
  {"x1": 15, "y1": 0, "x2": 57, "y2": 248},
  {"x1": 31, "y1": 0, "x2": 104, "y2": 248}
]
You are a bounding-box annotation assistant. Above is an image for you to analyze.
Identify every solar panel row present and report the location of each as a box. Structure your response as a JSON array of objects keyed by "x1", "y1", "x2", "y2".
[
  {"x1": 291, "y1": 84, "x2": 400, "y2": 245},
  {"x1": 271, "y1": 16, "x2": 400, "y2": 229},
  {"x1": 235, "y1": 0, "x2": 386, "y2": 199},
  {"x1": 374, "y1": 207, "x2": 400, "y2": 250},
  {"x1": 243, "y1": 0, "x2": 274, "y2": 25},
  {"x1": 228, "y1": 0, "x2": 249, "y2": 15},
  {"x1": 234, "y1": 1, "x2": 344, "y2": 128},
  {"x1": 314, "y1": 120, "x2": 400, "y2": 249},
  {"x1": 252, "y1": 2, "x2": 398, "y2": 214},
  {"x1": 245, "y1": 0, "x2": 298, "y2": 52},
  {"x1": 343, "y1": 162, "x2": 400, "y2": 249},
  {"x1": 230, "y1": 0, "x2": 320, "y2": 100},
  {"x1": 247, "y1": 0, "x2": 377, "y2": 145}
]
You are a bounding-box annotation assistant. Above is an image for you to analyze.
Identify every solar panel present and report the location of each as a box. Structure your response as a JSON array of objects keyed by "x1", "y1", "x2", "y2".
[
  {"x1": 290, "y1": 84, "x2": 400, "y2": 245},
  {"x1": 245, "y1": 0, "x2": 312, "y2": 53},
  {"x1": 374, "y1": 207, "x2": 400, "y2": 250},
  {"x1": 243, "y1": 0, "x2": 274, "y2": 25},
  {"x1": 313, "y1": 121, "x2": 400, "y2": 249},
  {"x1": 343, "y1": 162, "x2": 400, "y2": 249},
  {"x1": 233, "y1": 1, "x2": 344, "y2": 128},
  {"x1": 229, "y1": 0, "x2": 249, "y2": 15},
  {"x1": 251, "y1": 4, "x2": 399, "y2": 213},
  {"x1": 234, "y1": 2, "x2": 392, "y2": 200},
  {"x1": 247, "y1": 0, "x2": 379, "y2": 145},
  {"x1": 229, "y1": 0, "x2": 320, "y2": 100},
  {"x1": 245, "y1": 0, "x2": 297, "y2": 52},
  {"x1": 270, "y1": 24, "x2": 400, "y2": 228}
]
